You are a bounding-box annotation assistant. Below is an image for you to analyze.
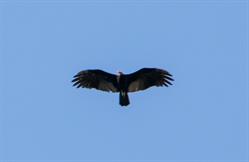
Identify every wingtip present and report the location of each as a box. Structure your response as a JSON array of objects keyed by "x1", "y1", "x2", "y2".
[
  {"x1": 73, "y1": 74, "x2": 80, "y2": 78},
  {"x1": 165, "y1": 71, "x2": 173, "y2": 77},
  {"x1": 158, "y1": 68, "x2": 173, "y2": 77}
]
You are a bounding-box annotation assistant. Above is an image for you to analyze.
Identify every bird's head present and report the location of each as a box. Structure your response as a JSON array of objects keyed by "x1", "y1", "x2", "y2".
[{"x1": 117, "y1": 71, "x2": 123, "y2": 76}]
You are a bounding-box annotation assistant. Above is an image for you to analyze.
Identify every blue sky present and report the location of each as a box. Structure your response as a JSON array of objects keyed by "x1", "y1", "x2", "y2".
[{"x1": 0, "y1": 0, "x2": 248, "y2": 161}]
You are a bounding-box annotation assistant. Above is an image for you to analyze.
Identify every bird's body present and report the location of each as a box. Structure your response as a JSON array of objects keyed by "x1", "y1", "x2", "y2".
[
  {"x1": 72, "y1": 68, "x2": 174, "y2": 106},
  {"x1": 116, "y1": 73, "x2": 130, "y2": 106}
]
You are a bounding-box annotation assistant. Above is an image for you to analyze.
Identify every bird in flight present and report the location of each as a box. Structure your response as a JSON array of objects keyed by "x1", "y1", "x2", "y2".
[{"x1": 72, "y1": 68, "x2": 174, "y2": 106}]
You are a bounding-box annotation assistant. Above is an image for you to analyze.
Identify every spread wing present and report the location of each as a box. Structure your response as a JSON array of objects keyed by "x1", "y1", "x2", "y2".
[
  {"x1": 72, "y1": 69, "x2": 118, "y2": 92},
  {"x1": 126, "y1": 68, "x2": 174, "y2": 92}
]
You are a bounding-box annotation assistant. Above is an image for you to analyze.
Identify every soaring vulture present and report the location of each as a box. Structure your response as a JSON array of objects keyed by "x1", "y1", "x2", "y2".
[{"x1": 72, "y1": 68, "x2": 174, "y2": 106}]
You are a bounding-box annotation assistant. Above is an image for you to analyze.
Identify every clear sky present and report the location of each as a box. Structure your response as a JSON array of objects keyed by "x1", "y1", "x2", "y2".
[{"x1": 0, "y1": 0, "x2": 248, "y2": 161}]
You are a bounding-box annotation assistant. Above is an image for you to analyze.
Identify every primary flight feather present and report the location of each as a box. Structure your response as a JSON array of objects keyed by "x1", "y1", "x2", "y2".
[{"x1": 72, "y1": 68, "x2": 174, "y2": 106}]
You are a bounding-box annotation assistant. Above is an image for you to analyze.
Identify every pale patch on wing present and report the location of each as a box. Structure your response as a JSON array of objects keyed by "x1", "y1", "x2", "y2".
[
  {"x1": 128, "y1": 80, "x2": 145, "y2": 92},
  {"x1": 98, "y1": 80, "x2": 118, "y2": 92}
]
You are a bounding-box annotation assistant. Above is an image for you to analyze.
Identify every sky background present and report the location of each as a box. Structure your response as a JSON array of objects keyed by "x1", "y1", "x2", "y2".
[{"x1": 0, "y1": 0, "x2": 248, "y2": 161}]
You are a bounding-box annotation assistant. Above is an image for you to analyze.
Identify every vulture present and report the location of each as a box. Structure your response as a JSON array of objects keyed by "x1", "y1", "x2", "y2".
[{"x1": 72, "y1": 68, "x2": 174, "y2": 106}]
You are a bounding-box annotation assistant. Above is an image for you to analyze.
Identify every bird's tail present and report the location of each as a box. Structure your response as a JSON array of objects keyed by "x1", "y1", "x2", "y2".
[{"x1": 119, "y1": 91, "x2": 130, "y2": 106}]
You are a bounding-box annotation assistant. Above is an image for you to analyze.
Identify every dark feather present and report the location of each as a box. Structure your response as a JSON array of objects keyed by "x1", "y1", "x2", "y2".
[
  {"x1": 72, "y1": 69, "x2": 118, "y2": 92},
  {"x1": 127, "y1": 68, "x2": 174, "y2": 92}
]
